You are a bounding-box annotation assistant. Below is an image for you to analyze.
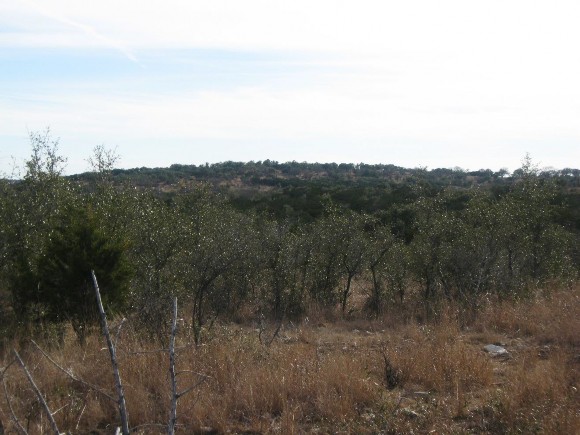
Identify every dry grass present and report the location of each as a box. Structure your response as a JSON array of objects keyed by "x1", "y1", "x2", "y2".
[
  {"x1": 0, "y1": 284, "x2": 578, "y2": 433},
  {"x1": 476, "y1": 287, "x2": 580, "y2": 347}
]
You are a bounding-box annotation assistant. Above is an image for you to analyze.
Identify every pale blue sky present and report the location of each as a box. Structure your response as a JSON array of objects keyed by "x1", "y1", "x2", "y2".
[{"x1": 1, "y1": 0, "x2": 579, "y2": 175}]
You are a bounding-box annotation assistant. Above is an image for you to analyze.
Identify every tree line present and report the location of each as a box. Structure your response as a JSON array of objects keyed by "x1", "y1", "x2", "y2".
[{"x1": 1, "y1": 132, "x2": 578, "y2": 343}]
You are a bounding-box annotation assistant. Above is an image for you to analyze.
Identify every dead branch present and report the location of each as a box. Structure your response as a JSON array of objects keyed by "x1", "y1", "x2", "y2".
[
  {"x1": 0, "y1": 358, "x2": 16, "y2": 379},
  {"x1": 132, "y1": 423, "x2": 169, "y2": 431},
  {"x1": 75, "y1": 402, "x2": 86, "y2": 431},
  {"x1": 92, "y1": 270, "x2": 130, "y2": 435},
  {"x1": 30, "y1": 339, "x2": 116, "y2": 402},
  {"x1": 13, "y1": 349, "x2": 60, "y2": 434},
  {"x1": 168, "y1": 297, "x2": 178, "y2": 435},
  {"x1": 114, "y1": 317, "x2": 127, "y2": 349},
  {"x1": 175, "y1": 370, "x2": 212, "y2": 378},
  {"x1": 267, "y1": 317, "x2": 283, "y2": 347},
  {"x1": 3, "y1": 377, "x2": 28, "y2": 435},
  {"x1": 177, "y1": 378, "x2": 206, "y2": 399}
]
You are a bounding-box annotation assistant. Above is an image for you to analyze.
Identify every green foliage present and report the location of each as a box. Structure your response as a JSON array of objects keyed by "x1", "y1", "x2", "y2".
[
  {"x1": 178, "y1": 190, "x2": 260, "y2": 343},
  {"x1": 11, "y1": 207, "x2": 131, "y2": 343},
  {"x1": 366, "y1": 223, "x2": 410, "y2": 314},
  {"x1": 259, "y1": 221, "x2": 300, "y2": 319},
  {"x1": 306, "y1": 207, "x2": 345, "y2": 305},
  {"x1": 1, "y1": 136, "x2": 133, "y2": 341},
  {"x1": 406, "y1": 159, "x2": 577, "y2": 308},
  {"x1": 10, "y1": 205, "x2": 131, "y2": 341},
  {"x1": 2, "y1": 133, "x2": 578, "y2": 339}
]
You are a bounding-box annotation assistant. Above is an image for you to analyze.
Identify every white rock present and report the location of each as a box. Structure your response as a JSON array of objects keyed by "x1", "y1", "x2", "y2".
[{"x1": 483, "y1": 344, "x2": 508, "y2": 356}]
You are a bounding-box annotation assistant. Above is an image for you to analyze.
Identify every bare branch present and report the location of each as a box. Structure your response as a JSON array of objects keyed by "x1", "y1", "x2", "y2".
[
  {"x1": 132, "y1": 423, "x2": 168, "y2": 431},
  {"x1": 51, "y1": 402, "x2": 70, "y2": 415},
  {"x1": 168, "y1": 297, "x2": 178, "y2": 435},
  {"x1": 177, "y1": 378, "x2": 207, "y2": 399},
  {"x1": 75, "y1": 402, "x2": 86, "y2": 431},
  {"x1": 123, "y1": 349, "x2": 167, "y2": 355},
  {"x1": 267, "y1": 317, "x2": 283, "y2": 347},
  {"x1": 30, "y1": 340, "x2": 116, "y2": 402},
  {"x1": 114, "y1": 318, "x2": 127, "y2": 349},
  {"x1": 0, "y1": 358, "x2": 16, "y2": 379},
  {"x1": 3, "y1": 377, "x2": 28, "y2": 435},
  {"x1": 168, "y1": 298, "x2": 208, "y2": 432},
  {"x1": 92, "y1": 270, "x2": 130, "y2": 435},
  {"x1": 175, "y1": 370, "x2": 212, "y2": 379},
  {"x1": 13, "y1": 349, "x2": 60, "y2": 434}
]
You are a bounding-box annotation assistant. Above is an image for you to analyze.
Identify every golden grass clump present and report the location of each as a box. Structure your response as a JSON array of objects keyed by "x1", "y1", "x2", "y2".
[
  {"x1": 388, "y1": 321, "x2": 494, "y2": 394},
  {"x1": 481, "y1": 351, "x2": 579, "y2": 434}
]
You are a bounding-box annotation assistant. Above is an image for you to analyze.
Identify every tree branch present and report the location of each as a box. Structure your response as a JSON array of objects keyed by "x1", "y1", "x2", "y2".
[
  {"x1": 92, "y1": 270, "x2": 130, "y2": 435},
  {"x1": 3, "y1": 377, "x2": 28, "y2": 435},
  {"x1": 168, "y1": 297, "x2": 178, "y2": 435},
  {"x1": 13, "y1": 349, "x2": 60, "y2": 434},
  {"x1": 30, "y1": 339, "x2": 116, "y2": 402}
]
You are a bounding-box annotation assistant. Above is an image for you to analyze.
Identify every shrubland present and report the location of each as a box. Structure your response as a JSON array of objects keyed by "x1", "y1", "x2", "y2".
[{"x1": 0, "y1": 132, "x2": 578, "y2": 433}]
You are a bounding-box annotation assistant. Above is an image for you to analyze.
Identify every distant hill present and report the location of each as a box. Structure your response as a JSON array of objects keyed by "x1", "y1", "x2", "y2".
[
  {"x1": 70, "y1": 160, "x2": 580, "y2": 190},
  {"x1": 67, "y1": 160, "x2": 580, "y2": 229}
]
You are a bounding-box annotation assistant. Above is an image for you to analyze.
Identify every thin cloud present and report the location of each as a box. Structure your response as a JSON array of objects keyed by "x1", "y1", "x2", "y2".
[
  {"x1": 1, "y1": 1, "x2": 579, "y2": 174},
  {"x1": 13, "y1": 0, "x2": 139, "y2": 63}
]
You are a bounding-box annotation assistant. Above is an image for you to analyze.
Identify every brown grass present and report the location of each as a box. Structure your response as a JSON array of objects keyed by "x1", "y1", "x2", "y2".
[{"x1": 0, "y1": 284, "x2": 578, "y2": 433}]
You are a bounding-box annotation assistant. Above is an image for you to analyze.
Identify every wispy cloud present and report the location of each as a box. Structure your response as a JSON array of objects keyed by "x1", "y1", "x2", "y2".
[
  {"x1": 1, "y1": 1, "x2": 579, "y2": 173},
  {"x1": 10, "y1": 0, "x2": 139, "y2": 62}
]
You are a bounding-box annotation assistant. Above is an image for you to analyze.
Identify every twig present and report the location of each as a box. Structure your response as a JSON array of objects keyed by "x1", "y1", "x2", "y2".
[
  {"x1": 0, "y1": 358, "x2": 16, "y2": 379},
  {"x1": 92, "y1": 270, "x2": 130, "y2": 435},
  {"x1": 177, "y1": 378, "x2": 206, "y2": 399},
  {"x1": 51, "y1": 402, "x2": 70, "y2": 415},
  {"x1": 267, "y1": 317, "x2": 283, "y2": 347},
  {"x1": 258, "y1": 313, "x2": 265, "y2": 345},
  {"x1": 13, "y1": 349, "x2": 60, "y2": 434},
  {"x1": 30, "y1": 340, "x2": 116, "y2": 402},
  {"x1": 75, "y1": 402, "x2": 86, "y2": 430},
  {"x1": 3, "y1": 377, "x2": 28, "y2": 434},
  {"x1": 175, "y1": 370, "x2": 212, "y2": 378},
  {"x1": 114, "y1": 317, "x2": 127, "y2": 349},
  {"x1": 122, "y1": 349, "x2": 167, "y2": 355},
  {"x1": 392, "y1": 395, "x2": 405, "y2": 415},
  {"x1": 132, "y1": 423, "x2": 169, "y2": 431}
]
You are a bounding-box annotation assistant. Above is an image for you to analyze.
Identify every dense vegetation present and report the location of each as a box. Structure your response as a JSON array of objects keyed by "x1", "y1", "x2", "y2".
[
  {"x1": 1, "y1": 133, "x2": 578, "y2": 343},
  {"x1": 0, "y1": 132, "x2": 579, "y2": 432},
  {"x1": 72, "y1": 157, "x2": 580, "y2": 226}
]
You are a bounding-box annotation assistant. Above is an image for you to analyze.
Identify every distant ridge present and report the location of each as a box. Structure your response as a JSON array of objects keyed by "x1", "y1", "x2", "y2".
[{"x1": 69, "y1": 160, "x2": 580, "y2": 191}]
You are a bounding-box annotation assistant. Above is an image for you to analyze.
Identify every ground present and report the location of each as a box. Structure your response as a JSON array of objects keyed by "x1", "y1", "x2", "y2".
[{"x1": 1, "y1": 286, "x2": 578, "y2": 433}]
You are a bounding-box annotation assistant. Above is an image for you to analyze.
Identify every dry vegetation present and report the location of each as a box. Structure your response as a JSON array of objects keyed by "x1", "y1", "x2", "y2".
[{"x1": 0, "y1": 284, "x2": 578, "y2": 434}]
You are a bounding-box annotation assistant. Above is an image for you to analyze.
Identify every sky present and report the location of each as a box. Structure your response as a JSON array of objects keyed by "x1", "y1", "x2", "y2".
[{"x1": 1, "y1": 0, "x2": 579, "y2": 175}]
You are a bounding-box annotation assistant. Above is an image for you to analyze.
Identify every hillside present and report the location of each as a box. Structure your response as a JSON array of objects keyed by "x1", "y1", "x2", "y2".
[
  {"x1": 1, "y1": 146, "x2": 579, "y2": 433},
  {"x1": 69, "y1": 160, "x2": 580, "y2": 228}
]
